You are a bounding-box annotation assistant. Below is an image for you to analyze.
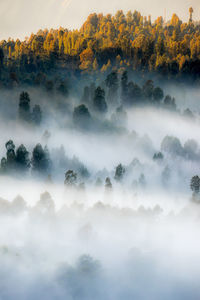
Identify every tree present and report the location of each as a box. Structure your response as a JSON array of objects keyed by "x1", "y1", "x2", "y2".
[
  {"x1": 31, "y1": 144, "x2": 51, "y2": 174},
  {"x1": 32, "y1": 105, "x2": 42, "y2": 125},
  {"x1": 189, "y1": 7, "x2": 194, "y2": 23},
  {"x1": 105, "y1": 71, "x2": 119, "y2": 106},
  {"x1": 57, "y1": 81, "x2": 68, "y2": 97},
  {"x1": 73, "y1": 104, "x2": 91, "y2": 129},
  {"x1": 19, "y1": 92, "x2": 31, "y2": 122},
  {"x1": 80, "y1": 48, "x2": 94, "y2": 70},
  {"x1": 93, "y1": 87, "x2": 107, "y2": 113},
  {"x1": 0, "y1": 158, "x2": 7, "y2": 174},
  {"x1": 121, "y1": 71, "x2": 128, "y2": 105},
  {"x1": 105, "y1": 177, "x2": 112, "y2": 190},
  {"x1": 164, "y1": 95, "x2": 176, "y2": 110},
  {"x1": 15, "y1": 144, "x2": 30, "y2": 172},
  {"x1": 81, "y1": 86, "x2": 90, "y2": 104},
  {"x1": 64, "y1": 170, "x2": 77, "y2": 187},
  {"x1": 153, "y1": 87, "x2": 164, "y2": 103},
  {"x1": 45, "y1": 80, "x2": 54, "y2": 93},
  {"x1": 161, "y1": 136, "x2": 183, "y2": 156},
  {"x1": 5, "y1": 140, "x2": 16, "y2": 172},
  {"x1": 95, "y1": 177, "x2": 103, "y2": 187},
  {"x1": 0, "y1": 48, "x2": 4, "y2": 66},
  {"x1": 162, "y1": 166, "x2": 171, "y2": 186},
  {"x1": 143, "y1": 80, "x2": 154, "y2": 102},
  {"x1": 139, "y1": 173, "x2": 146, "y2": 187},
  {"x1": 153, "y1": 152, "x2": 164, "y2": 161},
  {"x1": 114, "y1": 164, "x2": 125, "y2": 182},
  {"x1": 190, "y1": 175, "x2": 200, "y2": 203},
  {"x1": 190, "y1": 176, "x2": 200, "y2": 194},
  {"x1": 35, "y1": 191, "x2": 55, "y2": 214}
]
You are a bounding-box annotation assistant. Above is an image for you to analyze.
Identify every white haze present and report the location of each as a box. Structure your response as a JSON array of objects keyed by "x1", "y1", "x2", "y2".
[{"x1": 0, "y1": 84, "x2": 200, "y2": 299}]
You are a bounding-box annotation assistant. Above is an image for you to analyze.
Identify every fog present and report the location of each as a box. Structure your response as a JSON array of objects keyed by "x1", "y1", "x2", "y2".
[
  {"x1": 0, "y1": 0, "x2": 199, "y2": 40},
  {"x1": 0, "y1": 80, "x2": 199, "y2": 299}
]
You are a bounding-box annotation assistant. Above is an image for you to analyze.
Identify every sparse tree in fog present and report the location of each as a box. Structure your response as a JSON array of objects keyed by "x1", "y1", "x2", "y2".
[
  {"x1": 105, "y1": 177, "x2": 112, "y2": 190},
  {"x1": 5, "y1": 140, "x2": 16, "y2": 171},
  {"x1": 0, "y1": 158, "x2": 7, "y2": 174},
  {"x1": 35, "y1": 191, "x2": 55, "y2": 214},
  {"x1": 16, "y1": 144, "x2": 30, "y2": 172},
  {"x1": 89, "y1": 82, "x2": 96, "y2": 102},
  {"x1": 57, "y1": 81, "x2": 68, "y2": 97},
  {"x1": 81, "y1": 86, "x2": 90, "y2": 104},
  {"x1": 127, "y1": 82, "x2": 143, "y2": 106},
  {"x1": 45, "y1": 80, "x2": 54, "y2": 93},
  {"x1": 190, "y1": 176, "x2": 200, "y2": 194},
  {"x1": 164, "y1": 95, "x2": 176, "y2": 110},
  {"x1": 161, "y1": 136, "x2": 184, "y2": 157},
  {"x1": 42, "y1": 130, "x2": 51, "y2": 144},
  {"x1": 153, "y1": 152, "x2": 164, "y2": 161},
  {"x1": 143, "y1": 80, "x2": 154, "y2": 102},
  {"x1": 190, "y1": 175, "x2": 200, "y2": 203},
  {"x1": 184, "y1": 139, "x2": 198, "y2": 160},
  {"x1": 93, "y1": 87, "x2": 107, "y2": 113},
  {"x1": 95, "y1": 177, "x2": 103, "y2": 187},
  {"x1": 111, "y1": 105, "x2": 127, "y2": 126},
  {"x1": 139, "y1": 173, "x2": 146, "y2": 187},
  {"x1": 0, "y1": 48, "x2": 4, "y2": 67},
  {"x1": 73, "y1": 104, "x2": 91, "y2": 129},
  {"x1": 121, "y1": 71, "x2": 128, "y2": 105},
  {"x1": 32, "y1": 105, "x2": 42, "y2": 125},
  {"x1": 0, "y1": 48, "x2": 4, "y2": 79},
  {"x1": 31, "y1": 144, "x2": 51, "y2": 174},
  {"x1": 162, "y1": 166, "x2": 171, "y2": 186},
  {"x1": 11, "y1": 195, "x2": 27, "y2": 214},
  {"x1": 153, "y1": 87, "x2": 164, "y2": 103},
  {"x1": 183, "y1": 108, "x2": 194, "y2": 119},
  {"x1": 114, "y1": 164, "x2": 125, "y2": 182},
  {"x1": 19, "y1": 92, "x2": 31, "y2": 122},
  {"x1": 64, "y1": 170, "x2": 77, "y2": 187},
  {"x1": 105, "y1": 71, "x2": 119, "y2": 106}
]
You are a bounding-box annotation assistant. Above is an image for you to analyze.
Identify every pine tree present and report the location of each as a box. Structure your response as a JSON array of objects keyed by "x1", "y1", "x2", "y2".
[{"x1": 19, "y1": 92, "x2": 31, "y2": 122}]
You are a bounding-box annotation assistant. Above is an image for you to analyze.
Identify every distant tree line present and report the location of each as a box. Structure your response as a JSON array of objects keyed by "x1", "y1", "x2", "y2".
[{"x1": 0, "y1": 9, "x2": 200, "y2": 87}]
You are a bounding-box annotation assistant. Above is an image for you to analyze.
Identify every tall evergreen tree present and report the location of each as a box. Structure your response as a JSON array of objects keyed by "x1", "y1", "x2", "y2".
[
  {"x1": 93, "y1": 87, "x2": 107, "y2": 113},
  {"x1": 19, "y1": 92, "x2": 31, "y2": 122}
]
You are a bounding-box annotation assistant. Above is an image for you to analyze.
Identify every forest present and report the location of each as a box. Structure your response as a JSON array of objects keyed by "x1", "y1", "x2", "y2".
[
  {"x1": 0, "y1": 8, "x2": 200, "y2": 90},
  {"x1": 0, "y1": 6, "x2": 200, "y2": 300}
]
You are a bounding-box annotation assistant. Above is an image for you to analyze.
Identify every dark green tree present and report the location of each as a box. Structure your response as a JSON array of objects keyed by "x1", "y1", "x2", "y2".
[
  {"x1": 73, "y1": 104, "x2": 91, "y2": 129},
  {"x1": 64, "y1": 170, "x2": 77, "y2": 187},
  {"x1": 57, "y1": 81, "x2": 68, "y2": 97},
  {"x1": 16, "y1": 144, "x2": 30, "y2": 172},
  {"x1": 105, "y1": 71, "x2": 119, "y2": 105},
  {"x1": 114, "y1": 163, "x2": 125, "y2": 182},
  {"x1": 81, "y1": 86, "x2": 90, "y2": 104},
  {"x1": 93, "y1": 87, "x2": 107, "y2": 113},
  {"x1": 190, "y1": 176, "x2": 200, "y2": 194},
  {"x1": 19, "y1": 92, "x2": 31, "y2": 122},
  {"x1": 31, "y1": 144, "x2": 51, "y2": 174},
  {"x1": 153, "y1": 87, "x2": 164, "y2": 103},
  {"x1": 121, "y1": 71, "x2": 128, "y2": 105},
  {"x1": 32, "y1": 105, "x2": 42, "y2": 125},
  {"x1": 105, "y1": 177, "x2": 112, "y2": 190},
  {"x1": 5, "y1": 140, "x2": 16, "y2": 172},
  {"x1": 143, "y1": 80, "x2": 154, "y2": 102}
]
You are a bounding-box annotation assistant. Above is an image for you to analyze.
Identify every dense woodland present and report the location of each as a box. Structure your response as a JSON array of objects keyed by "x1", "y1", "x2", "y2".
[
  {"x1": 0, "y1": 8, "x2": 199, "y2": 201},
  {"x1": 0, "y1": 8, "x2": 200, "y2": 88}
]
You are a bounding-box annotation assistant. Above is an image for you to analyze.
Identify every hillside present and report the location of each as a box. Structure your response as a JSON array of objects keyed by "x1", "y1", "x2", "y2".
[{"x1": 0, "y1": 9, "x2": 200, "y2": 87}]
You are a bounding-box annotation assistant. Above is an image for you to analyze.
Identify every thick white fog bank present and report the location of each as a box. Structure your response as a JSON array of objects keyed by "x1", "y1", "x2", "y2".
[
  {"x1": 0, "y1": 85, "x2": 200, "y2": 299},
  {"x1": 0, "y1": 183, "x2": 199, "y2": 300}
]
